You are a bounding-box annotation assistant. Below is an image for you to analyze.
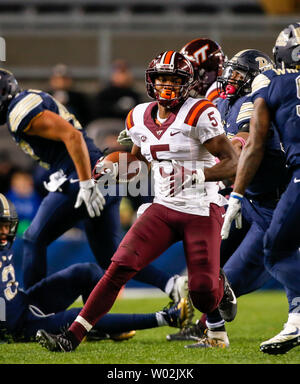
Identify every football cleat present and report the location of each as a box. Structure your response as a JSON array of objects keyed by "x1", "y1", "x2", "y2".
[
  {"x1": 85, "y1": 329, "x2": 136, "y2": 342},
  {"x1": 169, "y1": 275, "x2": 188, "y2": 303},
  {"x1": 160, "y1": 298, "x2": 189, "y2": 328},
  {"x1": 185, "y1": 327, "x2": 229, "y2": 349},
  {"x1": 169, "y1": 275, "x2": 195, "y2": 326},
  {"x1": 260, "y1": 324, "x2": 300, "y2": 355},
  {"x1": 166, "y1": 320, "x2": 206, "y2": 341},
  {"x1": 218, "y1": 268, "x2": 237, "y2": 322},
  {"x1": 110, "y1": 330, "x2": 136, "y2": 341},
  {"x1": 36, "y1": 329, "x2": 77, "y2": 352}
]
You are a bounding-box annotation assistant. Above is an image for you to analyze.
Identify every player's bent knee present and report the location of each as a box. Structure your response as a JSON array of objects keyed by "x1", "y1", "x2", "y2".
[
  {"x1": 189, "y1": 290, "x2": 219, "y2": 314},
  {"x1": 23, "y1": 225, "x2": 46, "y2": 245},
  {"x1": 105, "y1": 261, "x2": 137, "y2": 289}
]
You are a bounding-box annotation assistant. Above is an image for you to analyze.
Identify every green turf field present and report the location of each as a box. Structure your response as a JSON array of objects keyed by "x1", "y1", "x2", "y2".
[{"x1": 0, "y1": 290, "x2": 299, "y2": 365}]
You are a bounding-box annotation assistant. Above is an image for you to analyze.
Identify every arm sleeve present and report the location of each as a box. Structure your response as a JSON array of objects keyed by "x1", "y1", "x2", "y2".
[
  {"x1": 251, "y1": 73, "x2": 271, "y2": 103},
  {"x1": 236, "y1": 100, "x2": 253, "y2": 132},
  {"x1": 125, "y1": 108, "x2": 141, "y2": 147},
  {"x1": 8, "y1": 93, "x2": 44, "y2": 134},
  {"x1": 195, "y1": 105, "x2": 225, "y2": 144}
]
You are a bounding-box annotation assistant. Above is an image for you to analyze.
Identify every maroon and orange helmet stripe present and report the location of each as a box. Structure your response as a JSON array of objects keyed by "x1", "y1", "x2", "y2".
[{"x1": 163, "y1": 50, "x2": 175, "y2": 64}]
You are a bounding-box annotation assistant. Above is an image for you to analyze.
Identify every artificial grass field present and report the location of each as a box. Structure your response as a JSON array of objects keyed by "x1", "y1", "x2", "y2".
[{"x1": 0, "y1": 290, "x2": 299, "y2": 365}]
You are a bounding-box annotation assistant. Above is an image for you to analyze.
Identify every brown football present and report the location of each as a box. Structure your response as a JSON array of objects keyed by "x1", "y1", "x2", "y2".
[{"x1": 94, "y1": 151, "x2": 142, "y2": 183}]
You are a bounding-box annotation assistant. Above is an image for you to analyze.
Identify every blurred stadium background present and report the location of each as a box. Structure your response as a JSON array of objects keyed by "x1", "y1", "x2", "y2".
[{"x1": 0, "y1": 0, "x2": 299, "y2": 291}]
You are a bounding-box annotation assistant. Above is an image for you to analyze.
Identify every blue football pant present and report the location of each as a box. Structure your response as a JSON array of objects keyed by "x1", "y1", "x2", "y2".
[
  {"x1": 22, "y1": 264, "x2": 158, "y2": 340},
  {"x1": 22, "y1": 180, "x2": 172, "y2": 291},
  {"x1": 264, "y1": 168, "x2": 300, "y2": 309}
]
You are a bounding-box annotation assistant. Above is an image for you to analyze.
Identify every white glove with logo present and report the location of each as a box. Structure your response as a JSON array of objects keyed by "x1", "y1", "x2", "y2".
[
  {"x1": 221, "y1": 192, "x2": 243, "y2": 240},
  {"x1": 74, "y1": 179, "x2": 106, "y2": 218},
  {"x1": 117, "y1": 129, "x2": 133, "y2": 146},
  {"x1": 43, "y1": 169, "x2": 68, "y2": 192}
]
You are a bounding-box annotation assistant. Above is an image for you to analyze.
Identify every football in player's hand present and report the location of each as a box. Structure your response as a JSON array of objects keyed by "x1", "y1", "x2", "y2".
[{"x1": 92, "y1": 151, "x2": 142, "y2": 183}]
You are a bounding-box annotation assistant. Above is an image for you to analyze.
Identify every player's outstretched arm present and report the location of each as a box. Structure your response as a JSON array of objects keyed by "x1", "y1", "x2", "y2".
[
  {"x1": 27, "y1": 110, "x2": 92, "y2": 181},
  {"x1": 233, "y1": 97, "x2": 270, "y2": 195},
  {"x1": 27, "y1": 110, "x2": 105, "y2": 217}
]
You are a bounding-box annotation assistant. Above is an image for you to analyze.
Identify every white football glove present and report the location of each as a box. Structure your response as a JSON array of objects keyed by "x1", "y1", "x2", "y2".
[
  {"x1": 221, "y1": 192, "x2": 243, "y2": 240},
  {"x1": 74, "y1": 179, "x2": 106, "y2": 218},
  {"x1": 117, "y1": 129, "x2": 133, "y2": 146},
  {"x1": 160, "y1": 161, "x2": 205, "y2": 197},
  {"x1": 92, "y1": 157, "x2": 119, "y2": 183}
]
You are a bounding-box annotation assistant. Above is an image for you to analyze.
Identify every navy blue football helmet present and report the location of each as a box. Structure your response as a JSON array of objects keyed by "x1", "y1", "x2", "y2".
[
  {"x1": 0, "y1": 194, "x2": 19, "y2": 249},
  {"x1": 217, "y1": 49, "x2": 273, "y2": 100},
  {"x1": 0, "y1": 69, "x2": 19, "y2": 125},
  {"x1": 273, "y1": 22, "x2": 300, "y2": 69}
]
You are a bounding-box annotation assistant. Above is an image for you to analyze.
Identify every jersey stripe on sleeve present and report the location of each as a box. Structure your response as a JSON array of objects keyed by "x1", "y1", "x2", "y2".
[
  {"x1": 251, "y1": 73, "x2": 271, "y2": 94},
  {"x1": 236, "y1": 102, "x2": 254, "y2": 124},
  {"x1": 9, "y1": 93, "x2": 43, "y2": 133},
  {"x1": 185, "y1": 99, "x2": 215, "y2": 127},
  {"x1": 206, "y1": 89, "x2": 220, "y2": 102},
  {"x1": 126, "y1": 108, "x2": 134, "y2": 130}
]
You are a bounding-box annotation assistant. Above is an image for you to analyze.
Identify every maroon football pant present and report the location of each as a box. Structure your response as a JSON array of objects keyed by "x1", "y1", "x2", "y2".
[
  {"x1": 70, "y1": 203, "x2": 224, "y2": 341},
  {"x1": 112, "y1": 203, "x2": 225, "y2": 313}
]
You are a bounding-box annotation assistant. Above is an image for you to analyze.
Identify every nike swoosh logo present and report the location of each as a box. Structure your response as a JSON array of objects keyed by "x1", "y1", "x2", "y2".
[
  {"x1": 281, "y1": 327, "x2": 299, "y2": 336},
  {"x1": 170, "y1": 131, "x2": 180, "y2": 136},
  {"x1": 70, "y1": 178, "x2": 79, "y2": 183},
  {"x1": 294, "y1": 177, "x2": 300, "y2": 183}
]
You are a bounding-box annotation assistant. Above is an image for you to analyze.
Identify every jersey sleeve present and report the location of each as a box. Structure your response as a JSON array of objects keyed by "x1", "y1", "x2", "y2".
[
  {"x1": 251, "y1": 73, "x2": 271, "y2": 103},
  {"x1": 205, "y1": 81, "x2": 220, "y2": 104},
  {"x1": 194, "y1": 104, "x2": 225, "y2": 144},
  {"x1": 8, "y1": 92, "x2": 44, "y2": 134},
  {"x1": 125, "y1": 108, "x2": 141, "y2": 147},
  {"x1": 236, "y1": 100, "x2": 253, "y2": 132}
]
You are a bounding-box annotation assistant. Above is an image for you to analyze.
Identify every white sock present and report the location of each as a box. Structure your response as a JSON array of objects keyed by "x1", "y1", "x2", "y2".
[{"x1": 206, "y1": 319, "x2": 225, "y2": 330}]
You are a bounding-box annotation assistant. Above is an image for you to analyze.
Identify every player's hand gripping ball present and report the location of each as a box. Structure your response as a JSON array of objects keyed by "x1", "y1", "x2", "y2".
[{"x1": 92, "y1": 151, "x2": 142, "y2": 184}]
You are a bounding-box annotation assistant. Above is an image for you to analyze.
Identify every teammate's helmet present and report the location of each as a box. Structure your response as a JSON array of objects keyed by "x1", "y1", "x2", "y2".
[
  {"x1": 0, "y1": 69, "x2": 19, "y2": 125},
  {"x1": 218, "y1": 49, "x2": 273, "y2": 99},
  {"x1": 145, "y1": 51, "x2": 194, "y2": 109},
  {"x1": 273, "y1": 22, "x2": 300, "y2": 69},
  {"x1": 180, "y1": 38, "x2": 225, "y2": 96},
  {"x1": 0, "y1": 194, "x2": 18, "y2": 249}
]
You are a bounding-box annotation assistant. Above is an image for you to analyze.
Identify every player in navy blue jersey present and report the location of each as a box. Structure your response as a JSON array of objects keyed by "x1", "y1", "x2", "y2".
[
  {"x1": 173, "y1": 49, "x2": 290, "y2": 348},
  {"x1": 0, "y1": 194, "x2": 188, "y2": 344},
  {"x1": 221, "y1": 23, "x2": 300, "y2": 355},
  {"x1": 0, "y1": 69, "x2": 187, "y2": 300}
]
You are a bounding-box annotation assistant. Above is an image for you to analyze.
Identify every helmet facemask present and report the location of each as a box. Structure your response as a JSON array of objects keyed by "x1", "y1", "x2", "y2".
[
  {"x1": 147, "y1": 72, "x2": 192, "y2": 109},
  {"x1": 0, "y1": 219, "x2": 18, "y2": 249},
  {"x1": 218, "y1": 62, "x2": 254, "y2": 100},
  {"x1": 145, "y1": 51, "x2": 194, "y2": 109},
  {"x1": 0, "y1": 194, "x2": 19, "y2": 249},
  {"x1": 217, "y1": 49, "x2": 273, "y2": 100}
]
